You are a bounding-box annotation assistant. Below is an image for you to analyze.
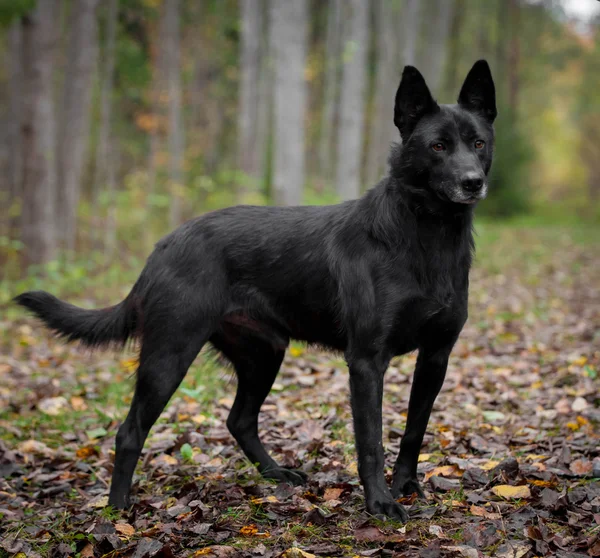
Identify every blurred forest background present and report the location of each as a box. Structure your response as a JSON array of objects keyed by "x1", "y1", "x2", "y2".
[{"x1": 1, "y1": 0, "x2": 599, "y2": 278}]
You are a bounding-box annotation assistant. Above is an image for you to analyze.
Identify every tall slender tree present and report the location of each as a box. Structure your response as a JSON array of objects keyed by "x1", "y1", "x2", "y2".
[
  {"x1": 335, "y1": 0, "x2": 369, "y2": 200},
  {"x1": 57, "y1": 0, "x2": 99, "y2": 252},
  {"x1": 93, "y1": 0, "x2": 119, "y2": 219},
  {"x1": 165, "y1": 0, "x2": 185, "y2": 227},
  {"x1": 237, "y1": 0, "x2": 263, "y2": 197},
  {"x1": 366, "y1": 0, "x2": 399, "y2": 186},
  {"x1": 419, "y1": 0, "x2": 455, "y2": 97},
  {"x1": 270, "y1": 0, "x2": 308, "y2": 206},
  {"x1": 318, "y1": 0, "x2": 342, "y2": 183},
  {"x1": 5, "y1": 22, "x2": 23, "y2": 239},
  {"x1": 20, "y1": 0, "x2": 60, "y2": 267},
  {"x1": 401, "y1": 0, "x2": 421, "y2": 67}
]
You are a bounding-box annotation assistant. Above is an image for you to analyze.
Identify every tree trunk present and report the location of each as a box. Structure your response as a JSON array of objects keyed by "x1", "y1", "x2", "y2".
[
  {"x1": 444, "y1": 0, "x2": 466, "y2": 97},
  {"x1": 401, "y1": 0, "x2": 421, "y2": 67},
  {"x1": 335, "y1": 0, "x2": 369, "y2": 200},
  {"x1": 507, "y1": 0, "x2": 520, "y2": 116},
  {"x1": 165, "y1": 0, "x2": 185, "y2": 228},
  {"x1": 92, "y1": 0, "x2": 119, "y2": 221},
  {"x1": 270, "y1": 0, "x2": 307, "y2": 206},
  {"x1": 237, "y1": 0, "x2": 263, "y2": 197},
  {"x1": 419, "y1": 0, "x2": 454, "y2": 96},
  {"x1": 366, "y1": 0, "x2": 399, "y2": 186},
  {"x1": 318, "y1": 0, "x2": 342, "y2": 184},
  {"x1": 57, "y1": 0, "x2": 99, "y2": 253},
  {"x1": 20, "y1": 1, "x2": 60, "y2": 268},
  {"x1": 6, "y1": 22, "x2": 23, "y2": 238}
]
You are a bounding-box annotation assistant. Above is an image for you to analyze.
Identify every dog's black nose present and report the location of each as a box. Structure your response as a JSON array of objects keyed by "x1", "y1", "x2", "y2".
[{"x1": 461, "y1": 173, "x2": 483, "y2": 192}]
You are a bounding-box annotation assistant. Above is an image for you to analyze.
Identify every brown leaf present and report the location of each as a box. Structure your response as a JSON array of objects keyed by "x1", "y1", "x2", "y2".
[
  {"x1": 115, "y1": 522, "x2": 135, "y2": 537},
  {"x1": 354, "y1": 523, "x2": 387, "y2": 542},
  {"x1": 470, "y1": 504, "x2": 501, "y2": 520},
  {"x1": 323, "y1": 487, "x2": 344, "y2": 501},
  {"x1": 569, "y1": 458, "x2": 592, "y2": 476}
]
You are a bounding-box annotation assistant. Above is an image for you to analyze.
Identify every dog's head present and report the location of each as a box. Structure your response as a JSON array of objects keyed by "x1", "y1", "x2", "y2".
[{"x1": 393, "y1": 60, "x2": 497, "y2": 206}]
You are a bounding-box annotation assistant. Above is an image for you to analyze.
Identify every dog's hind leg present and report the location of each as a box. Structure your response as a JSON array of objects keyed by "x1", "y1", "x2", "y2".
[
  {"x1": 108, "y1": 324, "x2": 213, "y2": 508},
  {"x1": 211, "y1": 331, "x2": 307, "y2": 486}
]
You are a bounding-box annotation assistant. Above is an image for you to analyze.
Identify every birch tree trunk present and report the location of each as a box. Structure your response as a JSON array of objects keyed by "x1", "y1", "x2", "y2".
[
  {"x1": 93, "y1": 0, "x2": 119, "y2": 214},
  {"x1": 335, "y1": 0, "x2": 369, "y2": 200},
  {"x1": 419, "y1": 0, "x2": 454, "y2": 96},
  {"x1": 165, "y1": 0, "x2": 185, "y2": 228},
  {"x1": 401, "y1": 0, "x2": 421, "y2": 67},
  {"x1": 20, "y1": 1, "x2": 60, "y2": 267},
  {"x1": 57, "y1": 0, "x2": 99, "y2": 253},
  {"x1": 366, "y1": 0, "x2": 399, "y2": 186},
  {"x1": 270, "y1": 0, "x2": 307, "y2": 206},
  {"x1": 318, "y1": 0, "x2": 342, "y2": 183},
  {"x1": 237, "y1": 0, "x2": 263, "y2": 196},
  {"x1": 6, "y1": 23, "x2": 23, "y2": 238}
]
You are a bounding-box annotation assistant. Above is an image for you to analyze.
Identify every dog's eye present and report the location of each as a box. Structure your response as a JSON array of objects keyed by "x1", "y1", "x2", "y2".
[
  {"x1": 432, "y1": 143, "x2": 446, "y2": 152},
  {"x1": 474, "y1": 140, "x2": 485, "y2": 149}
]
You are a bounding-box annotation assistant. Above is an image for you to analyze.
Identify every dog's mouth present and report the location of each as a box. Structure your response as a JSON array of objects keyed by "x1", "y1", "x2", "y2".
[{"x1": 445, "y1": 183, "x2": 488, "y2": 205}]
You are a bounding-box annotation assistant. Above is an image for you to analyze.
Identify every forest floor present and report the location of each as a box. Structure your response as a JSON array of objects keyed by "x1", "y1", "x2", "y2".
[{"x1": 0, "y1": 224, "x2": 599, "y2": 558}]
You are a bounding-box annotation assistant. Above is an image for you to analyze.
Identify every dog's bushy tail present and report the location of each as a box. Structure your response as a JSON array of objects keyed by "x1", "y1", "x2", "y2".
[{"x1": 14, "y1": 290, "x2": 139, "y2": 349}]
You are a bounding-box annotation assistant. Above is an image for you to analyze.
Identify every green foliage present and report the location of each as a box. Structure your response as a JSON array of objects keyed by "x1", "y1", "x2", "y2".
[
  {"x1": 0, "y1": 0, "x2": 35, "y2": 27},
  {"x1": 180, "y1": 442, "x2": 193, "y2": 462},
  {"x1": 480, "y1": 110, "x2": 534, "y2": 218}
]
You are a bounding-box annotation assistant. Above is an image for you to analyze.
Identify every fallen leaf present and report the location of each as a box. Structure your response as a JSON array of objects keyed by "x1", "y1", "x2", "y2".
[
  {"x1": 491, "y1": 485, "x2": 531, "y2": 500},
  {"x1": 569, "y1": 458, "x2": 592, "y2": 476},
  {"x1": 115, "y1": 523, "x2": 135, "y2": 536},
  {"x1": 470, "y1": 504, "x2": 501, "y2": 520},
  {"x1": 323, "y1": 487, "x2": 344, "y2": 501},
  {"x1": 38, "y1": 396, "x2": 68, "y2": 416},
  {"x1": 424, "y1": 464, "x2": 461, "y2": 481},
  {"x1": 279, "y1": 549, "x2": 316, "y2": 558}
]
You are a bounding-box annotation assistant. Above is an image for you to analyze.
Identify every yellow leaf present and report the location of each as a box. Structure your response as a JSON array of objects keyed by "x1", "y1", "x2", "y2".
[
  {"x1": 192, "y1": 414, "x2": 208, "y2": 425},
  {"x1": 240, "y1": 524, "x2": 258, "y2": 536},
  {"x1": 418, "y1": 453, "x2": 432, "y2": 462},
  {"x1": 566, "y1": 422, "x2": 580, "y2": 431},
  {"x1": 491, "y1": 485, "x2": 531, "y2": 499},
  {"x1": 193, "y1": 548, "x2": 213, "y2": 556},
  {"x1": 576, "y1": 415, "x2": 589, "y2": 426},
  {"x1": 76, "y1": 446, "x2": 97, "y2": 459},
  {"x1": 250, "y1": 495, "x2": 279, "y2": 505},
  {"x1": 573, "y1": 356, "x2": 587, "y2": 366},
  {"x1": 530, "y1": 381, "x2": 543, "y2": 389},
  {"x1": 527, "y1": 479, "x2": 557, "y2": 488},
  {"x1": 120, "y1": 357, "x2": 139, "y2": 373},
  {"x1": 480, "y1": 460, "x2": 500, "y2": 471},
  {"x1": 115, "y1": 523, "x2": 135, "y2": 537},
  {"x1": 280, "y1": 549, "x2": 316, "y2": 558},
  {"x1": 289, "y1": 346, "x2": 303, "y2": 357}
]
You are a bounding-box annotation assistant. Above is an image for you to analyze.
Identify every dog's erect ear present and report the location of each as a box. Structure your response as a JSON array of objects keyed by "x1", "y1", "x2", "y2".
[
  {"x1": 458, "y1": 60, "x2": 497, "y2": 123},
  {"x1": 394, "y1": 66, "x2": 440, "y2": 140}
]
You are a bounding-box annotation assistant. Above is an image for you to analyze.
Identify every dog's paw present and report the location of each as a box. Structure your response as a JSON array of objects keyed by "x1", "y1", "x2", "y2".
[
  {"x1": 366, "y1": 496, "x2": 409, "y2": 522},
  {"x1": 263, "y1": 467, "x2": 308, "y2": 486},
  {"x1": 390, "y1": 475, "x2": 425, "y2": 499}
]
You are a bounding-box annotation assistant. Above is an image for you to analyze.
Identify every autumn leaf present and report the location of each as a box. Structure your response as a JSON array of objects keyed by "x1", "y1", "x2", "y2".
[
  {"x1": 491, "y1": 485, "x2": 531, "y2": 499},
  {"x1": 115, "y1": 523, "x2": 135, "y2": 537}
]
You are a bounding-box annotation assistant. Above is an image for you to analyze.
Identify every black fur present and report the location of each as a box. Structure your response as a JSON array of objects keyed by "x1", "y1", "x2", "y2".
[{"x1": 15, "y1": 61, "x2": 497, "y2": 521}]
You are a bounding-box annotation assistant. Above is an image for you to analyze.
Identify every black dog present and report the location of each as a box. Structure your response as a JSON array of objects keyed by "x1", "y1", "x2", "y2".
[{"x1": 15, "y1": 60, "x2": 496, "y2": 521}]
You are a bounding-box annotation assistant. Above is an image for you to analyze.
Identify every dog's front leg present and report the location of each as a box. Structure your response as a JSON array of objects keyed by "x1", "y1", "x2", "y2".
[
  {"x1": 347, "y1": 352, "x2": 408, "y2": 522},
  {"x1": 391, "y1": 345, "x2": 451, "y2": 499}
]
